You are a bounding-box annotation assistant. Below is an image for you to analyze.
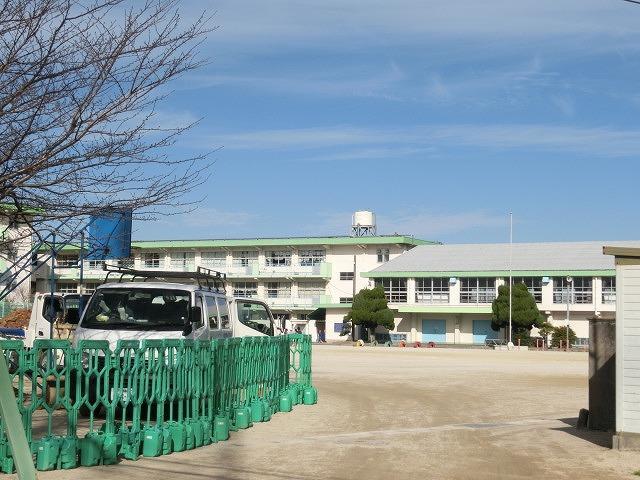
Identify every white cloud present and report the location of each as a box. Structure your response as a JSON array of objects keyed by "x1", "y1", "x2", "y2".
[
  {"x1": 181, "y1": 62, "x2": 407, "y2": 100},
  {"x1": 202, "y1": 123, "x2": 640, "y2": 158},
  {"x1": 186, "y1": 0, "x2": 640, "y2": 53}
]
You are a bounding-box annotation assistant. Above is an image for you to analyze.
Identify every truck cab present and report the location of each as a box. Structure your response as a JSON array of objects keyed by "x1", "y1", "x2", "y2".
[
  {"x1": 24, "y1": 292, "x2": 92, "y2": 346},
  {"x1": 72, "y1": 266, "x2": 275, "y2": 350}
]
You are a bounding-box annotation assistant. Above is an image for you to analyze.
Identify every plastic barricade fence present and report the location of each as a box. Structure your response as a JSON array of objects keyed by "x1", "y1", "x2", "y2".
[{"x1": 0, "y1": 334, "x2": 316, "y2": 473}]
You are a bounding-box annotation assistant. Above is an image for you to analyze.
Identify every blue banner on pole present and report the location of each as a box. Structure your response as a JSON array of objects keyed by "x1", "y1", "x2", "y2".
[{"x1": 87, "y1": 210, "x2": 132, "y2": 260}]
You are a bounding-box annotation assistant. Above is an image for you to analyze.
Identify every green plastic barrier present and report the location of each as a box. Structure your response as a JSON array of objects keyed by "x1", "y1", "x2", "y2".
[{"x1": 0, "y1": 334, "x2": 315, "y2": 472}]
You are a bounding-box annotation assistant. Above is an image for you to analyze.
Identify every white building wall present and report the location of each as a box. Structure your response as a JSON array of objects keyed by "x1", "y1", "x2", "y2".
[{"x1": 617, "y1": 263, "x2": 640, "y2": 434}]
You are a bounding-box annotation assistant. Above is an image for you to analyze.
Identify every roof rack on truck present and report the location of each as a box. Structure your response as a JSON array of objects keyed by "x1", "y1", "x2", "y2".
[{"x1": 102, "y1": 264, "x2": 227, "y2": 292}]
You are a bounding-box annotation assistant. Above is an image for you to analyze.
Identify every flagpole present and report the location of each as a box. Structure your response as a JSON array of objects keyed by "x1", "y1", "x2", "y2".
[{"x1": 509, "y1": 212, "x2": 513, "y2": 344}]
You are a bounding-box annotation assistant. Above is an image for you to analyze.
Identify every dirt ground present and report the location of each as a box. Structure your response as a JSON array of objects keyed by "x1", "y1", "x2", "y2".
[{"x1": 21, "y1": 345, "x2": 640, "y2": 479}]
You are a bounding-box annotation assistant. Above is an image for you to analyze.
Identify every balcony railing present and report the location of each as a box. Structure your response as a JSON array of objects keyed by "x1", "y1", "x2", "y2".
[
  {"x1": 258, "y1": 262, "x2": 330, "y2": 277},
  {"x1": 602, "y1": 288, "x2": 616, "y2": 305},
  {"x1": 264, "y1": 297, "x2": 319, "y2": 309},
  {"x1": 415, "y1": 292, "x2": 450, "y2": 304}
]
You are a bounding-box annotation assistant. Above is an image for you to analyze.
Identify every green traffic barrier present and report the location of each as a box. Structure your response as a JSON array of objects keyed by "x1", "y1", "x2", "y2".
[{"x1": 0, "y1": 334, "x2": 316, "y2": 472}]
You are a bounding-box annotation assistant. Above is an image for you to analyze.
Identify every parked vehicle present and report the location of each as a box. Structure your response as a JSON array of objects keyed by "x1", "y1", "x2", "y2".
[
  {"x1": 23, "y1": 292, "x2": 91, "y2": 346},
  {"x1": 71, "y1": 265, "x2": 275, "y2": 350}
]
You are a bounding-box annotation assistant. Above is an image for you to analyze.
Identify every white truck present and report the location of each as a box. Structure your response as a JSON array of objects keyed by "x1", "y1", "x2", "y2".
[
  {"x1": 72, "y1": 266, "x2": 276, "y2": 350},
  {"x1": 15, "y1": 265, "x2": 276, "y2": 355}
]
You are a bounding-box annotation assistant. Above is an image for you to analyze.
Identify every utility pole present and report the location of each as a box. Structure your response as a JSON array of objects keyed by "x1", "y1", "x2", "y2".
[
  {"x1": 351, "y1": 253, "x2": 357, "y2": 341},
  {"x1": 509, "y1": 212, "x2": 513, "y2": 344},
  {"x1": 566, "y1": 277, "x2": 573, "y2": 352}
]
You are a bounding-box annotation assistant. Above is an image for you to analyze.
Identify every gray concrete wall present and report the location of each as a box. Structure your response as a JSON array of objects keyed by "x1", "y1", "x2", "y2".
[{"x1": 589, "y1": 317, "x2": 616, "y2": 432}]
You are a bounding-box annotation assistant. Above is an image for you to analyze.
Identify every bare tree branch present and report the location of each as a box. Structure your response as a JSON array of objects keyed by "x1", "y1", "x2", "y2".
[{"x1": 0, "y1": 0, "x2": 215, "y2": 249}]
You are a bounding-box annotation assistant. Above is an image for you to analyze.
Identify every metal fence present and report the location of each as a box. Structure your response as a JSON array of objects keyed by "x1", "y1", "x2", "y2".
[{"x1": 0, "y1": 334, "x2": 315, "y2": 473}]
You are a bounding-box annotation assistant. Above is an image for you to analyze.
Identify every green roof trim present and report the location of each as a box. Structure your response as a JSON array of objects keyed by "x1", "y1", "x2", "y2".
[
  {"x1": 397, "y1": 305, "x2": 492, "y2": 314},
  {"x1": 47, "y1": 235, "x2": 435, "y2": 252},
  {"x1": 362, "y1": 269, "x2": 616, "y2": 278},
  {"x1": 131, "y1": 236, "x2": 435, "y2": 249}
]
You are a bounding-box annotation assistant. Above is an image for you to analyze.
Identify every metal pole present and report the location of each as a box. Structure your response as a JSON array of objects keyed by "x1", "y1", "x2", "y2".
[
  {"x1": 509, "y1": 212, "x2": 513, "y2": 344},
  {"x1": 351, "y1": 253, "x2": 357, "y2": 341},
  {"x1": 566, "y1": 277, "x2": 572, "y2": 352},
  {"x1": 48, "y1": 232, "x2": 56, "y2": 368},
  {"x1": 0, "y1": 347, "x2": 37, "y2": 479},
  {"x1": 78, "y1": 230, "x2": 85, "y2": 313}
]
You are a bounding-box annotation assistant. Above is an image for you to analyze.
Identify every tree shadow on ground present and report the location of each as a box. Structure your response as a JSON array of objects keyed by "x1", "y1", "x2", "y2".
[{"x1": 552, "y1": 417, "x2": 613, "y2": 449}]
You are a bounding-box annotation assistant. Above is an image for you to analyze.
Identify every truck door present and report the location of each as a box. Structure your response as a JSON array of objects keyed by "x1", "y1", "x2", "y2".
[{"x1": 233, "y1": 300, "x2": 274, "y2": 337}]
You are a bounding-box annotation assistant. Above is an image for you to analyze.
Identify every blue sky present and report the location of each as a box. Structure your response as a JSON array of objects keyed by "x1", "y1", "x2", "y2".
[{"x1": 138, "y1": 0, "x2": 640, "y2": 244}]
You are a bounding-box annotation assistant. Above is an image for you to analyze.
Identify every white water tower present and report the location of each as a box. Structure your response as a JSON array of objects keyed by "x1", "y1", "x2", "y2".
[{"x1": 351, "y1": 210, "x2": 377, "y2": 236}]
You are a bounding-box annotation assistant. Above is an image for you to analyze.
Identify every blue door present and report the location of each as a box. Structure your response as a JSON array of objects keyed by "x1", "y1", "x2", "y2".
[
  {"x1": 422, "y1": 319, "x2": 446, "y2": 343},
  {"x1": 473, "y1": 320, "x2": 498, "y2": 344}
]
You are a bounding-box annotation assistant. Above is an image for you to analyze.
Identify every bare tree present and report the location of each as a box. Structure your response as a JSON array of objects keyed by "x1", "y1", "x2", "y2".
[{"x1": 0, "y1": 0, "x2": 213, "y2": 248}]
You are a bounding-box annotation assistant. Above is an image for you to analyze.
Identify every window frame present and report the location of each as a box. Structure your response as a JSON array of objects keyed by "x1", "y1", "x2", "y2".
[
  {"x1": 232, "y1": 282, "x2": 258, "y2": 298},
  {"x1": 415, "y1": 278, "x2": 450, "y2": 304},
  {"x1": 510, "y1": 277, "x2": 543, "y2": 303},
  {"x1": 376, "y1": 248, "x2": 390, "y2": 263},
  {"x1": 299, "y1": 249, "x2": 326, "y2": 266},
  {"x1": 460, "y1": 277, "x2": 496, "y2": 304},
  {"x1": 375, "y1": 278, "x2": 407, "y2": 303},
  {"x1": 265, "y1": 250, "x2": 292, "y2": 267},
  {"x1": 340, "y1": 271, "x2": 354, "y2": 281}
]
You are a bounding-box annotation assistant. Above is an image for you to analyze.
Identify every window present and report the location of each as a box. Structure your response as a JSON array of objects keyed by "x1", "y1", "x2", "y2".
[
  {"x1": 376, "y1": 248, "x2": 390, "y2": 263},
  {"x1": 86, "y1": 260, "x2": 102, "y2": 270},
  {"x1": 299, "y1": 249, "x2": 325, "y2": 266},
  {"x1": 57, "y1": 282, "x2": 78, "y2": 294},
  {"x1": 298, "y1": 313, "x2": 309, "y2": 321},
  {"x1": 602, "y1": 277, "x2": 616, "y2": 304},
  {"x1": 233, "y1": 282, "x2": 257, "y2": 298},
  {"x1": 340, "y1": 271, "x2": 354, "y2": 281},
  {"x1": 267, "y1": 282, "x2": 291, "y2": 298},
  {"x1": 510, "y1": 277, "x2": 542, "y2": 303},
  {"x1": 84, "y1": 282, "x2": 100, "y2": 293},
  {"x1": 339, "y1": 297, "x2": 353, "y2": 304},
  {"x1": 298, "y1": 282, "x2": 325, "y2": 298},
  {"x1": 205, "y1": 296, "x2": 219, "y2": 329},
  {"x1": 57, "y1": 255, "x2": 78, "y2": 267},
  {"x1": 375, "y1": 278, "x2": 407, "y2": 303},
  {"x1": 170, "y1": 251, "x2": 195, "y2": 270},
  {"x1": 415, "y1": 278, "x2": 450, "y2": 303},
  {"x1": 232, "y1": 250, "x2": 258, "y2": 267},
  {"x1": 236, "y1": 301, "x2": 273, "y2": 335},
  {"x1": 216, "y1": 297, "x2": 230, "y2": 329},
  {"x1": 334, "y1": 322, "x2": 348, "y2": 333},
  {"x1": 265, "y1": 250, "x2": 291, "y2": 267},
  {"x1": 42, "y1": 296, "x2": 64, "y2": 322},
  {"x1": 200, "y1": 251, "x2": 226, "y2": 268},
  {"x1": 193, "y1": 295, "x2": 204, "y2": 330},
  {"x1": 460, "y1": 278, "x2": 496, "y2": 304},
  {"x1": 144, "y1": 253, "x2": 161, "y2": 269},
  {"x1": 553, "y1": 277, "x2": 593, "y2": 304},
  {"x1": 82, "y1": 288, "x2": 190, "y2": 331}
]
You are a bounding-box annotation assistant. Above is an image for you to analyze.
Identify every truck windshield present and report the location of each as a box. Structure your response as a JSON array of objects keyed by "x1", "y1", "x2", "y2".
[{"x1": 81, "y1": 288, "x2": 191, "y2": 331}]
